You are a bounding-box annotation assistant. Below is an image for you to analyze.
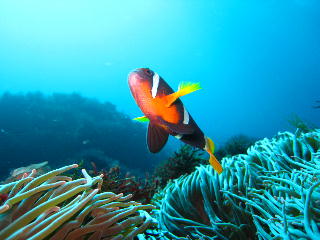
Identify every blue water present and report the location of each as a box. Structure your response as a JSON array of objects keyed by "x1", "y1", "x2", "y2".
[{"x1": 0, "y1": 0, "x2": 319, "y2": 147}]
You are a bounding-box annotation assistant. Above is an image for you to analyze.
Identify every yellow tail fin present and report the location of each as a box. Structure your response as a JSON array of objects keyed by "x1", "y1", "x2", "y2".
[
  {"x1": 206, "y1": 137, "x2": 223, "y2": 174},
  {"x1": 209, "y1": 153, "x2": 223, "y2": 174},
  {"x1": 206, "y1": 136, "x2": 215, "y2": 153},
  {"x1": 166, "y1": 82, "x2": 201, "y2": 107}
]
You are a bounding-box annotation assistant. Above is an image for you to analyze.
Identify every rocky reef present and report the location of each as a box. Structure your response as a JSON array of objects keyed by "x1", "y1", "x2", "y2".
[
  {"x1": 153, "y1": 129, "x2": 320, "y2": 239},
  {"x1": 0, "y1": 92, "x2": 165, "y2": 178}
]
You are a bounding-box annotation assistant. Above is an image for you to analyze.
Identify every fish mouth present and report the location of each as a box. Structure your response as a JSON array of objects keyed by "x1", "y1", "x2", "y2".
[
  {"x1": 129, "y1": 68, "x2": 144, "y2": 73},
  {"x1": 128, "y1": 68, "x2": 153, "y2": 85},
  {"x1": 128, "y1": 70, "x2": 143, "y2": 86},
  {"x1": 128, "y1": 68, "x2": 142, "y2": 76},
  {"x1": 128, "y1": 68, "x2": 145, "y2": 80},
  {"x1": 128, "y1": 70, "x2": 139, "y2": 79}
]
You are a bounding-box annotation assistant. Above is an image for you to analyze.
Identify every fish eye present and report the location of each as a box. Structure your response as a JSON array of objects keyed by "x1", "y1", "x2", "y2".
[{"x1": 144, "y1": 69, "x2": 153, "y2": 76}]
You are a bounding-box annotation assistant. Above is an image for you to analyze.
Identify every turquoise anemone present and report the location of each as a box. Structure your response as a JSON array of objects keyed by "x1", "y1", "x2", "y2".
[{"x1": 153, "y1": 130, "x2": 320, "y2": 239}]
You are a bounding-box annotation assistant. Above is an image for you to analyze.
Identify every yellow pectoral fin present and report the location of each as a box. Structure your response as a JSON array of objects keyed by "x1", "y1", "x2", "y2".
[
  {"x1": 133, "y1": 116, "x2": 150, "y2": 123},
  {"x1": 165, "y1": 82, "x2": 202, "y2": 107},
  {"x1": 165, "y1": 92, "x2": 180, "y2": 107}
]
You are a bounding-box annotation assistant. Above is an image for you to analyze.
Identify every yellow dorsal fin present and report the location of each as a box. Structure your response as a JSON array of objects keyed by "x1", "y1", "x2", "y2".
[
  {"x1": 165, "y1": 82, "x2": 201, "y2": 107},
  {"x1": 133, "y1": 116, "x2": 150, "y2": 122}
]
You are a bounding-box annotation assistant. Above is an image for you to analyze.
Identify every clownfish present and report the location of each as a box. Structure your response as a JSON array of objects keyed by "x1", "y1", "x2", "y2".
[{"x1": 128, "y1": 68, "x2": 223, "y2": 174}]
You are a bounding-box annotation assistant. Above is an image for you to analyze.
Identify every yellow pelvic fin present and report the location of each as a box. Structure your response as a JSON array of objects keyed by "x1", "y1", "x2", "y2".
[
  {"x1": 206, "y1": 137, "x2": 222, "y2": 174},
  {"x1": 133, "y1": 116, "x2": 150, "y2": 122},
  {"x1": 166, "y1": 82, "x2": 201, "y2": 107}
]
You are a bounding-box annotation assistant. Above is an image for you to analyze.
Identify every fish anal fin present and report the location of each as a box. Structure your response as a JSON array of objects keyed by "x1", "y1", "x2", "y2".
[
  {"x1": 133, "y1": 116, "x2": 150, "y2": 123},
  {"x1": 147, "y1": 123, "x2": 169, "y2": 153}
]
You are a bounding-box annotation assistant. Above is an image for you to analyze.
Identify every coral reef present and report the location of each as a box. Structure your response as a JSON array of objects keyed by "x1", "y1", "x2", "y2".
[
  {"x1": 88, "y1": 162, "x2": 160, "y2": 204},
  {"x1": 153, "y1": 130, "x2": 320, "y2": 239},
  {"x1": 0, "y1": 164, "x2": 155, "y2": 239},
  {"x1": 2, "y1": 161, "x2": 50, "y2": 184}
]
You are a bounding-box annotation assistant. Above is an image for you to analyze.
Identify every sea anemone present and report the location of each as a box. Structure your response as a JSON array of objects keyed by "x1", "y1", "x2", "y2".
[
  {"x1": 153, "y1": 130, "x2": 320, "y2": 239},
  {"x1": 0, "y1": 164, "x2": 155, "y2": 239}
]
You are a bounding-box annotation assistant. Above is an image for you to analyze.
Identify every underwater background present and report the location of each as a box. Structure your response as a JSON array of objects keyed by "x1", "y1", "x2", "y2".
[
  {"x1": 0, "y1": 0, "x2": 319, "y2": 176},
  {"x1": 0, "y1": 1, "x2": 320, "y2": 239}
]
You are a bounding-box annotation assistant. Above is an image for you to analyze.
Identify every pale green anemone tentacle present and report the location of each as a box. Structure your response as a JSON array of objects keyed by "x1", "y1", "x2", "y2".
[{"x1": 0, "y1": 163, "x2": 155, "y2": 240}]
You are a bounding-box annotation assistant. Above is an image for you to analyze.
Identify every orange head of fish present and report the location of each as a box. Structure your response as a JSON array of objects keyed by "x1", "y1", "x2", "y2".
[
  {"x1": 128, "y1": 68, "x2": 158, "y2": 117},
  {"x1": 128, "y1": 68, "x2": 184, "y2": 125},
  {"x1": 128, "y1": 68, "x2": 154, "y2": 96}
]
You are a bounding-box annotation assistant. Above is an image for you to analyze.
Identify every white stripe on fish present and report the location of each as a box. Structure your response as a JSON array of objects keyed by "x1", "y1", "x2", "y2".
[
  {"x1": 151, "y1": 73, "x2": 160, "y2": 98},
  {"x1": 183, "y1": 107, "x2": 189, "y2": 124}
]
